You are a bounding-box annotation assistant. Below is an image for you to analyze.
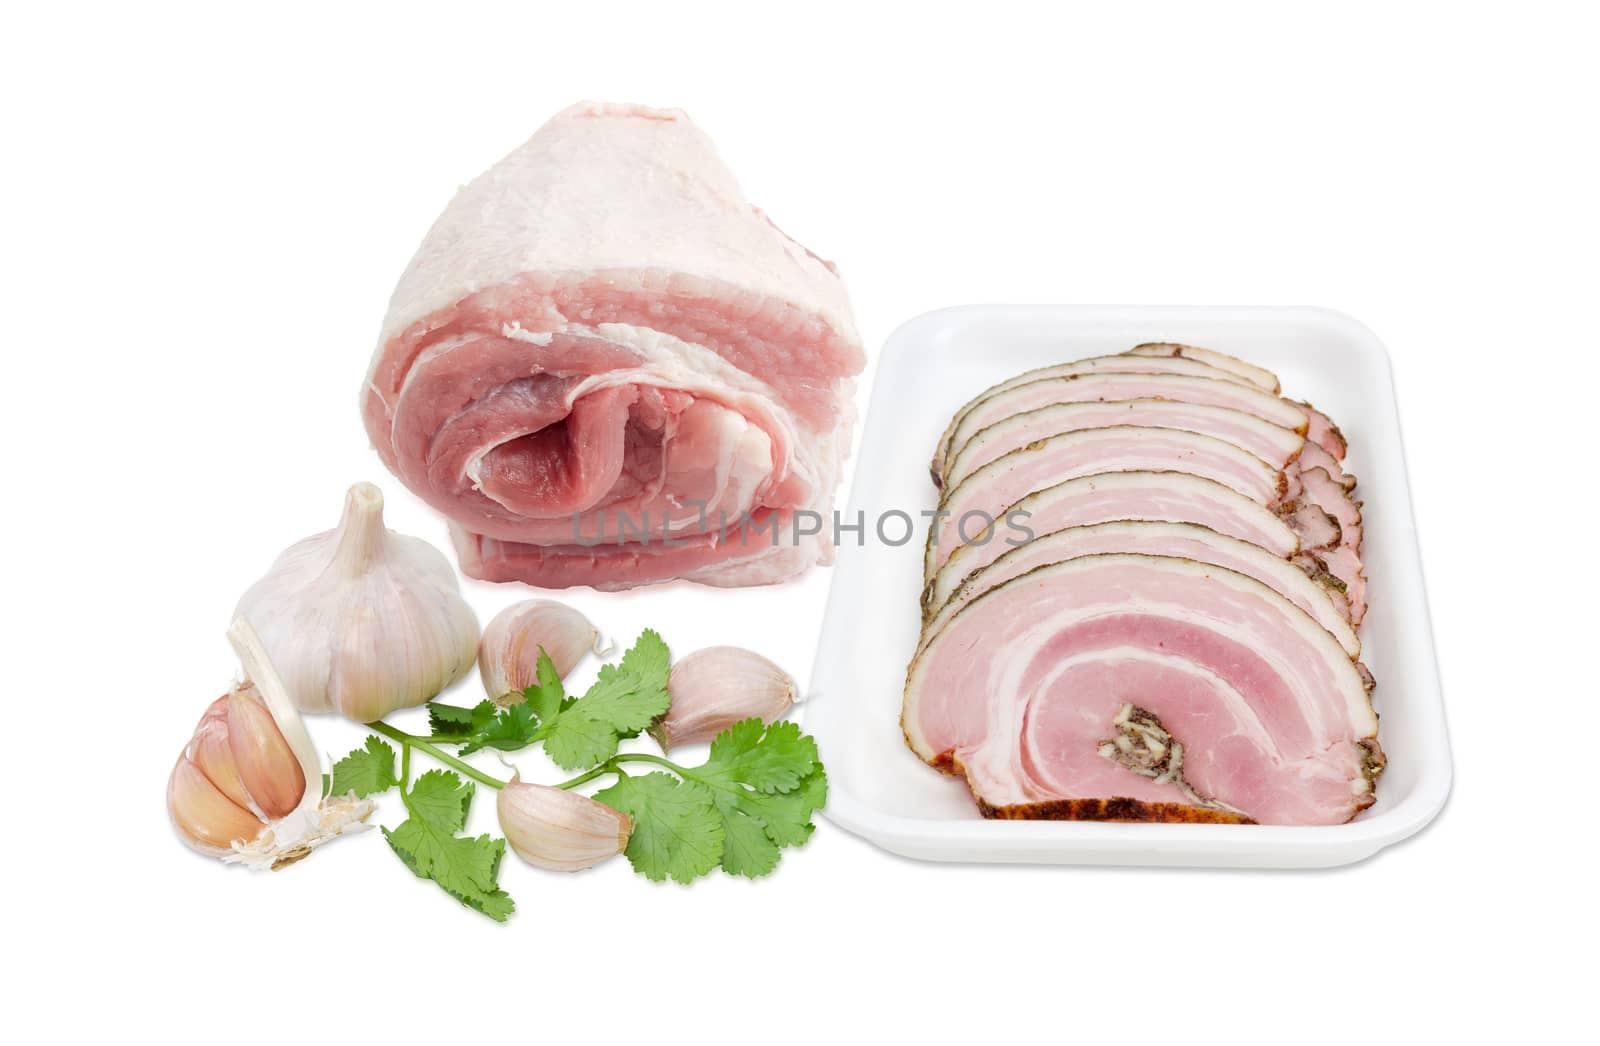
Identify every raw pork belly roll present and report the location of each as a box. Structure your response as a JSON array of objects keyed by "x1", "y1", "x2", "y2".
[{"x1": 360, "y1": 103, "x2": 864, "y2": 590}]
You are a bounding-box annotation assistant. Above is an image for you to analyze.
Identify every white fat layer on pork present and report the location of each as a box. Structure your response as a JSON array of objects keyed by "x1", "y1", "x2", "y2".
[{"x1": 374, "y1": 103, "x2": 858, "y2": 361}]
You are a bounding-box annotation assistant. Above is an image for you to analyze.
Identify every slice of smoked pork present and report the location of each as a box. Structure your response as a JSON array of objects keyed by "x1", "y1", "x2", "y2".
[
  {"x1": 1297, "y1": 440, "x2": 1356, "y2": 493},
  {"x1": 923, "y1": 470, "x2": 1299, "y2": 615},
  {"x1": 902, "y1": 554, "x2": 1382, "y2": 826},
  {"x1": 1123, "y1": 342, "x2": 1282, "y2": 393},
  {"x1": 1297, "y1": 466, "x2": 1363, "y2": 554},
  {"x1": 1301, "y1": 545, "x2": 1369, "y2": 627},
  {"x1": 1298, "y1": 401, "x2": 1348, "y2": 459},
  {"x1": 922, "y1": 520, "x2": 1360, "y2": 659},
  {"x1": 931, "y1": 353, "x2": 1264, "y2": 478},
  {"x1": 941, "y1": 398, "x2": 1305, "y2": 490},
  {"x1": 925, "y1": 426, "x2": 1286, "y2": 580},
  {"x1": 359, "y1": 102, "x2": 864, "y2": 590},
  {"x1": 940, "y1": 373, "x2": 1308, "y2": 483}
]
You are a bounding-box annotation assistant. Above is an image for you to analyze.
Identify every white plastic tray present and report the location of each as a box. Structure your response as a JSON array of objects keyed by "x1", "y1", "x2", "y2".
[{"x1": 806, "y1": 305, "x2": 1451, "y2": 868}]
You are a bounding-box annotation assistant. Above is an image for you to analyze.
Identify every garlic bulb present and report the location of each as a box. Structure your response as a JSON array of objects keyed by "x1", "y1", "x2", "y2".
[
  {"x1": 168, "y1": 617, "x2": 373, "y2": 869},
  {"x1": 234, "y1": 482, "x2": 480, "y2": 722},
  {"x1": 649, "y1": 646, "x2": 796, "y2": 751},
  {"x1": 497, "y1": 777, "x2": 632, "y2": 872},
  {"x1": 479, "y1": 599, "x2": 600, "y2": 703}
]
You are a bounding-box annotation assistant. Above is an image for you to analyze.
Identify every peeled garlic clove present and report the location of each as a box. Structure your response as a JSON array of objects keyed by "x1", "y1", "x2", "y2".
[
  {"x1": 169, "y1": 754, "x2": 266, "y2": 852},
  {"x1": 497, "y1": 778, "x2": 632, "y2": 872},
  {"x1": 650, "y1": 646, "x2": 795, "y2": 752},
  {"x1": 479, "y1": 599, "x2": 599, "y2": 703},
  {"x1": 234, "y1": 482, "x2": 480, "y2": 722},
  {"x1": 226, "y1": 683, "x2": 306, "y2": 820}
]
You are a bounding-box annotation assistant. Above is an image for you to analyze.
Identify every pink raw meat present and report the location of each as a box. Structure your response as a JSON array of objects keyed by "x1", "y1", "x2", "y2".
[{"x1": 360, "y1": 102, "x2": 863, "y2": 590}]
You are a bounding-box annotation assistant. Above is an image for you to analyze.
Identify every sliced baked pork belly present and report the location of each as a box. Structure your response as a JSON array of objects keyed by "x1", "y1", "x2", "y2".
[
  {"x1": 938, "y1": 372, "x2": 1308, "y2": 482},
  {"x1": 922, "y1": 520, "x2": 1360, "y2": 659},
  {"x1": 1122, "y1": 342, "x2": 1281, "y2": 393},
  {"x1": 1298, "y1": 401, "x2": 1349, "y2": 459},
  {"x1": 926, "y1": 426, "x2": 1286, "y2": 579},
  {"x1": 924, "y1": 470, "x2": 1300, "y2": 615},
  {"x1": 940, "y1": 399, "x2": 1305, "y2": 490},
  {"x1": 1298, "y1": 545, "x2": 1369, "y2": 627},
  {"x1": 932, "y1": 353, "x2": 1267, "y2": 478},
  {"x1": 1295, "y1": 441, "x2": 1356, "y2": 493},
  {"x1": 902, "y1": 554, "x2": 1383, "y2": 826}
]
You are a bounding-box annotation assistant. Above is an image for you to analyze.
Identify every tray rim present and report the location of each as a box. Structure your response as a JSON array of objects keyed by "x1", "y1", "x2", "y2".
[{"x1": 806, "y1": 303, "x2": 1453, "y2": 869}]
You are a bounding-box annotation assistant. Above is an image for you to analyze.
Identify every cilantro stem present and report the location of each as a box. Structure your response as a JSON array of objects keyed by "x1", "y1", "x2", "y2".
[
  {"x1": 554, "y1": 752, "x2": 688, "y2": 791},
  {"x1": 552, "y1": 763, "x2": 617, "y2": 790},
  {"x1": 611, "y1": 752, "x2": 685, "y2": 774},
  {"x1": 368, "y1": 722, "x2": 507, "y2": 791}
]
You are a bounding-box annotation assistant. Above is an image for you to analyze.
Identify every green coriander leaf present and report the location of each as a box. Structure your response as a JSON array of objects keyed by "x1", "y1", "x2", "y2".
[
  {"x1": 579, "y1": 661, "x2": 671, "y2": 735},
  {"x1": 524, "y1": 650, "x2": 566, "y2": 724},
  {"x1": 595, "y1": 772, "x2": 723, "y2": 884},
  {"x1": 542, "y1": 707, "x2": 622, "y2": 770},
  {"x1": 744, "y1": 765, "x2": 828, "y2": 849},
  {"x1": 698, "y1": 718, "x2": 818, "y2": 795},
  {"x1": 572, "y1": 629, "x2": 671, "y2": 735},
  {"x1": 382, "y1": 770, "x2": 514, "y2": 922},
  {"x1": 674, "y1": 720, "x2": 828, "y2": 876},
  {"x1": 428, "y1": 700, "x2": 496, "y2": 737},
  {"x1": 330, "y1": 736, "x2": 398, "y2": 798},
  {"x1": 458, "y1": 704, "x2": 540, "y2": 756},
  {"x1": 538, "y1": 631, "x2": 672, "y2": 769},
  {"x1": 405, "y1": 769, "x2": 473, "y2": 832},
  {"x1": 709, "y1": 791, "x2": 781, "y2": 878}
]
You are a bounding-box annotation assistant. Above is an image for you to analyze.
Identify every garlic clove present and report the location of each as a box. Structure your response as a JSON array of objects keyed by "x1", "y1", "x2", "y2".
[
  {"x1": 479, "y1": 599, "x2": 599, "y2": 703},
  {"x1": 166, "y1": 618, "x2": 377, "y2": 870},
  {"x1": 169, "y1": 754, "x2": 267, "y2": 851},
  {"x1": 226, "y1": 682, "x2": 307, "y2": 820},
  {"x1": 650, "y1": 646, "x2": 796, "y2": 752},
  {"x1": 189, "y1": 696, "x2": 254, "y2": 811},
  {"x1": 233, "y1": 483, "x2": 480, "y2": 722},
  {"x1": 496, "y1": 778, "x2": 632, "y2": 872}
]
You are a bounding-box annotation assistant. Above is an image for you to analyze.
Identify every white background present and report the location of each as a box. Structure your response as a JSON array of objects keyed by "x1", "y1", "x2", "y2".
[{"x1": 4, "y1": 1, "x2": 1593, "y2": 1039}]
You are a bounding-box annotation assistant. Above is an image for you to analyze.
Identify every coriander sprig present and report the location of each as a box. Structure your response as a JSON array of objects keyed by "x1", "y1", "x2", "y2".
[{"x1": 328, "y1": 630, "x2": 828, "y2": 920}]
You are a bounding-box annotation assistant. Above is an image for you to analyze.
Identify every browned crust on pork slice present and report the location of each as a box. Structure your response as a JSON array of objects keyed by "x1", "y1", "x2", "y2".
[
  {"x1": 976, "y1": 795, "x2": 1256, "y2": 825},
  {"x1": 1297, "y1": 398, "x2": 1349, "y2": 458}
]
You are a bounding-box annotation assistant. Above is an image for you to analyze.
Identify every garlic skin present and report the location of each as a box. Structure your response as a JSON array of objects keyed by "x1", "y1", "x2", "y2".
[
  {"x1": 234, "y1": 482, "x2": 480, "y2": 722},
  {"x1": 479, "y1": 599, "x2": 599, "y2": 704},
  {"x1": 497, "y1": 778, "x2": 632, "y2": 872},
  {"x1": 650, "y1": 646, "x2": 796, "y2": 752},
  {"x1": 167, "y1": 618, "x2": 374, "y2": 870}
]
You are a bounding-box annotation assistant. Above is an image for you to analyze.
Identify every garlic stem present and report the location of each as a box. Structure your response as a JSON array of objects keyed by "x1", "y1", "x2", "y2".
[{"x1": 332, "y1": 482, "x2": 387, "y2": 575}]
